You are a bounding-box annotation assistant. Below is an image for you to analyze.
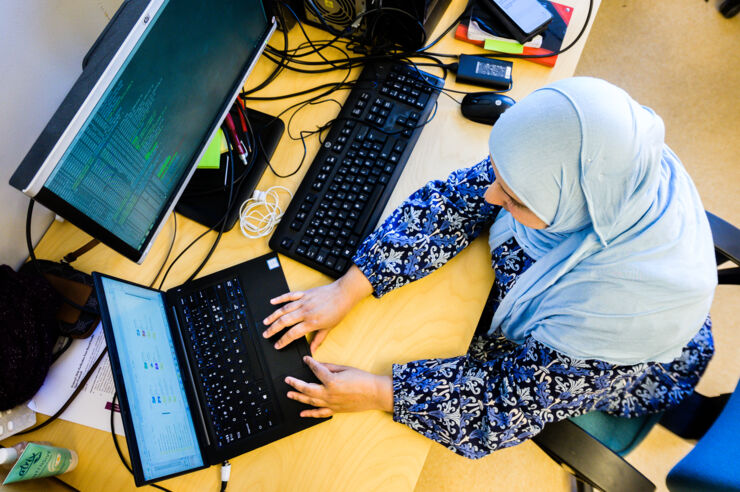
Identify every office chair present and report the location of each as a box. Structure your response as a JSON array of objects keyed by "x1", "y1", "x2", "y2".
[{"x1": 532, "y1": 211, "x2": 740, "y2": 492}]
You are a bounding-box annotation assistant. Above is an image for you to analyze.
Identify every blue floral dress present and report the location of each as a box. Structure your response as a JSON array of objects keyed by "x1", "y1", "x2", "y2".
[{"x1": 352, "y1": 157, "x2": 714, "y2": 459}]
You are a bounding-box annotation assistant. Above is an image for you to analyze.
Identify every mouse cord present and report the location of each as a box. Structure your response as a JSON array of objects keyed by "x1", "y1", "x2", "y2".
[
  {"x1": 110, "y1": 393, "x2": 174, "y2": 492},
  {"x1": 16, "y1": 348, "x2": 108, "y2": 436}
]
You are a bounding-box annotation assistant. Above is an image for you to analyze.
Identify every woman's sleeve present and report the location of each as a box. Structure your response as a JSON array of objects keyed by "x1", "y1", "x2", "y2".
[
  {"x1": 352, "y1": 156, "x2": 498, "y2": 297},
  {"x1": 391, "y1": 336, "x2": 617, "y2": 459}
]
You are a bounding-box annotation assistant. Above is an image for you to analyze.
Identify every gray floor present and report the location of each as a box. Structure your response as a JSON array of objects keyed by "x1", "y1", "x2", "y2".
[{"x1": 415, "y1": 1, "x2": 740, "y2": 490}]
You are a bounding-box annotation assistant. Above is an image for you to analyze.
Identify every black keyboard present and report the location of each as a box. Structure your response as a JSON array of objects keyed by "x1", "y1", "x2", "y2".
[
  {"x1": 179, "y1": 277, "x2": 277, "y2": 447},
  {"x1": 270, "y1": 60, "x2": 444, "y2": 277}
]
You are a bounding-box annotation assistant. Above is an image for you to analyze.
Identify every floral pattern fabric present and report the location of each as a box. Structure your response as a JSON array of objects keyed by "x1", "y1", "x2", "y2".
[
  {"x1": 352, "y1": 157, "x2": 715, "y2": 459},
  {"x1": 353, "y1": 157, "x2": 497, "y2": 297}
]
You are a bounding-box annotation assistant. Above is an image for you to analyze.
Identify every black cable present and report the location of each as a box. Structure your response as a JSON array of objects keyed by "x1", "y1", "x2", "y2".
[
  {"x1": 242, "y1": 3, "x2": 291, "y2": 96},
  {"x1": 246, "y1": 41, "x2": 356, "y2": 179},
  {"x1": 278, "y1": 2, "x2": 352, "y2": 69},
  {"x1": 300, "y1": 0, "x2": 426, "y2": 48},
  {"x1": 219, "y1": 460, "x2": 231, "y2": 492},
  {"x1": 110, "y1": 393, "x2": 174, "y2": 492},
  {"x1": 157, "y1": 137, "x2": 237, "y2": 289},
  {"x1": 243, "y1": 79, "x2": 354, "y2": 101},
  {"x1": 17, "y1": 348, "x2": 108, "y2": 436},
  {"x1": 419, "y1": 9, "x2": 467, "y2": 52},
  {"x1": 265, "y1": 0, "x2": 589, "y2": 94},
  {"x1": 244, "y1": 55, "x2": 467, "y2": 103},
  {"x1": 254, "y1": 4, "x2": 436, "y2": 75},
  {"x1": 159, "y1": 127, "x2": 255, "y2": 288},
  {"x1": 182, "y1": 144, "x2": 235, "y2": 284},
  {"x1": 148, "y1": 212, "x2": 177, "y2": 288},
  {"x1": 157, "y1": 220, "x2": 214, "y2": 290},
  {"x1": 25, "y1": 199, "x2": 98, "y2": 315},
  {"x1": 266, "y1": 34, "x2": 346, "y2": 59},
  {"x1": 474, "y1": 0, "x2": 594, "y2": 61},
  {"x1": 178, "y1": 150, "x2": 254, "y2": 198},
  {"x1": 249, "y1": 47, "x2": 453, "y2": 179},
  {"x1": 285, "y1": 98, "x2": 343, "y2": 141},
  {"x1": 258, "y1": 0, "x2": 593, "y2": 75}
]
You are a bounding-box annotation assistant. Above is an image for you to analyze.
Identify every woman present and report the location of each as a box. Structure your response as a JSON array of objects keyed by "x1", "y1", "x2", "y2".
[{"x1": 261, "y1": 77, "x2": 717, "y2": 458}]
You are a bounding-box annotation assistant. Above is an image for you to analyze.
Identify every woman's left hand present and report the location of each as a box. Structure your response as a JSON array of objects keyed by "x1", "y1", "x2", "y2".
[{"x1": 285, "y1": 356, "x2": 393, "y2": 418}]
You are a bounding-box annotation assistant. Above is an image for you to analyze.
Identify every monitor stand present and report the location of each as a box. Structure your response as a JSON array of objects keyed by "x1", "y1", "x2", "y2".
[{"x1": 176, "y1": 107, "x2": 285, "y2": 231}]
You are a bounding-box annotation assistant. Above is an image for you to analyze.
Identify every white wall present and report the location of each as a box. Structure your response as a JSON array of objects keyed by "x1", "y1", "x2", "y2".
[{"x1": 0, "y1": 0, "x2": 123, "y2": 269}]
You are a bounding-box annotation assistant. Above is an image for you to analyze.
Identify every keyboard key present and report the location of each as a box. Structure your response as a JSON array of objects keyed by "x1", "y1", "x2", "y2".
[{"x1": 179, "y1": 278, "x2": 278, "y2": 447}]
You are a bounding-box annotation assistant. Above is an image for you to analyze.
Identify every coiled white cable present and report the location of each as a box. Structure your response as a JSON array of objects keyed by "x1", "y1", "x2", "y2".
[{"x1": 238, "y1": 185, "x2": 293, "y2": 239}]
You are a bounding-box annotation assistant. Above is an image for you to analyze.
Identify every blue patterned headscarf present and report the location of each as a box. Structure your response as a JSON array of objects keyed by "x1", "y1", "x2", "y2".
[{"x1": 487, "y1": 77, "x2": 717, "y2": 365}]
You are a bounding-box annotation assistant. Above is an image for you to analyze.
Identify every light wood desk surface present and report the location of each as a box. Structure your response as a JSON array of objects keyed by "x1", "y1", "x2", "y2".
[{"x1": 1, "y1": 1, "x2": 599, "y2": 490}]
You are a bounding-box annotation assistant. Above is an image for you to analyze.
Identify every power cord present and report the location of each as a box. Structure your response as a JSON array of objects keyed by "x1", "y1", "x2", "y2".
[
  {"x1": 157, "y1": 132, "x2": 248, "y2": 289},
  {"x1": 16, "y1": 349, "x2": 108, "y2": 436},
  {"x1": 220, "y1": 460, "x2": 231, "y2": 492},
  {"x1": 110, "y1": 393, "x2": 174, "y2": 492},
  {"x1": 239, "y1": 186, "x2": 293, "y2": 239},
  {"x1": 25, "y1": 199, "x2": 98, "y2": 315}
]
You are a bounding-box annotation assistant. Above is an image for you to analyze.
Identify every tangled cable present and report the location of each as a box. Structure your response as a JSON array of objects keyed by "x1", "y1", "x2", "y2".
[{"x1": 238, "y1": 186, "x2": 293, "y2": 238}]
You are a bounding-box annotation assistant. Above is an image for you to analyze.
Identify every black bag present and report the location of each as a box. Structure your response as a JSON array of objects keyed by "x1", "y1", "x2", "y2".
[
  {"x1": 0, "y1": 265, "x2": 61, "y2": 410},
  {"x1": 19, "y1": 260, "x2": 100, "y2": 339},
  {"x1": 0, "y1": 259, "x2": 100, "y2": 411}
]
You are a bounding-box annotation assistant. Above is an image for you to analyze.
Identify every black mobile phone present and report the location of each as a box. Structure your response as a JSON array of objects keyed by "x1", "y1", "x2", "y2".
[{"x1": 482, "y1": 0, "x2": 553, "y2": 44}]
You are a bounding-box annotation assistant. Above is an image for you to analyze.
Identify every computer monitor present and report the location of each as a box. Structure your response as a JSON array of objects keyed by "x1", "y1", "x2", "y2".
[{"x1": 10, "y1": 0, "x2": 276, "y2": 263}]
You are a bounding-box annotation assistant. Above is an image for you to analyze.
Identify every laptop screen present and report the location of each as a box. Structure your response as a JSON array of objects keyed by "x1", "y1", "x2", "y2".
[{"x1": 100, "y1": 276, "x2": 204, "y2": 481}]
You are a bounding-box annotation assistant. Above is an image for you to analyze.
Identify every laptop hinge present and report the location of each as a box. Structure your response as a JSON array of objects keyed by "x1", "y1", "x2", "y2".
[{"x1": 172, "y1": 306, "x2": 212, "y2": 447}]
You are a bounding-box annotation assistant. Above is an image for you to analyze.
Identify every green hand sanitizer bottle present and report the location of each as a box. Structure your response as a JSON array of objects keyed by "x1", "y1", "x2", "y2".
[{"x1": 1, "y1": 441, "x2": 78, "y2": 485}]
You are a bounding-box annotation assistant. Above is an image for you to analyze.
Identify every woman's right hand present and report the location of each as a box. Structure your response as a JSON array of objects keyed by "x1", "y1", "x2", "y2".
[{"x1": 262, "y1": 265, "x2": 373, "y2": 353}]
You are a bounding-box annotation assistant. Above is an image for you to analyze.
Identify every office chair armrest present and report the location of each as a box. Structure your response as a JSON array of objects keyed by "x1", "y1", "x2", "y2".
[
  {"x1": 707, "y1": 211, "x2": 740, "y2": 266},
  {"x1": 532, "y1": 419, "x2": 656, "y2": 492},
  {"x1": 706, "y1": 211, "x2": 740, "y2": 285}
]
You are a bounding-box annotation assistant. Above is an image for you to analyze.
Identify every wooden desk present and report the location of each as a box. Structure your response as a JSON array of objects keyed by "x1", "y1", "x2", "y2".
[{"x1": 1, "y1": 1, "x2": 599, "y2": 490}]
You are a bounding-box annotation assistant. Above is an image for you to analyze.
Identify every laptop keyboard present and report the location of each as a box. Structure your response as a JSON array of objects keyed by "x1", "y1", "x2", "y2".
[{"x1": 180, "y1": 277, "x2": 278, "y2": 447}]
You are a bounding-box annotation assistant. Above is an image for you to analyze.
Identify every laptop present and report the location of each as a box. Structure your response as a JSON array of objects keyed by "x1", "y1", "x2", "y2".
[{"x1": 92, "y1": 253, "x2": 328, "y2": 486}]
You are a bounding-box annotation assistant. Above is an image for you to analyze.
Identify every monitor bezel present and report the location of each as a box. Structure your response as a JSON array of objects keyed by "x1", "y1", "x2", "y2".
[{"x1": 19, "y1": 1, "x2": 276, "y2": 264}]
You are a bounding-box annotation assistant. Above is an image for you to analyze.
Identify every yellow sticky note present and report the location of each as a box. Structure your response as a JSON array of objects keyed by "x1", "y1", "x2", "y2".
[
  {"x1": 484, "y1": 38, "x2": 525, "y2": 54},
  {"x1": 197, "y1": 128, "x2": 225, "y2": 169},
  {"x1": 219, "y1": 128, "x2": 229, "y2": 154}
]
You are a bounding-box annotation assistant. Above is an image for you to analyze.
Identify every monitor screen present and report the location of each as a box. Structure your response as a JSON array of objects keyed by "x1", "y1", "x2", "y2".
[
  {"x1": 100, "y1": 275, "x2": 204, "y2": 482},
  {"x1": 13, "y1": 0, "x2": 274, "y2": 262}
]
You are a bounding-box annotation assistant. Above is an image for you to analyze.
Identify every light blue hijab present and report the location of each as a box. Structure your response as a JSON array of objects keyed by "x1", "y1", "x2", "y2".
[{"x1": 487, "y1": 77, "x2": 717, "y2": 365}]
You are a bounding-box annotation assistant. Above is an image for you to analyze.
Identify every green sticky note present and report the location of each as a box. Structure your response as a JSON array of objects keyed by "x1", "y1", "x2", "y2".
[
  {"x1": 197, "y1": 128, "x2": 225, "y2": 169},
  {"x1": 484, "y1": 38, "x2": 525, "y2": 54}
]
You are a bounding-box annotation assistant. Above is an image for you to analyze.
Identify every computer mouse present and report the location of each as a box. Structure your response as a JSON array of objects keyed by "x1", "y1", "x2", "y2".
[{"x1": 460, "y1": 92, "x2": 516, "y2": 125}]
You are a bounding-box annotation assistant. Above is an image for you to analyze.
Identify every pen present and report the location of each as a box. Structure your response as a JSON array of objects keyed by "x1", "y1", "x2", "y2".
[{"x1": 224, "y1": 113, "x2": 248, "y2": 165}]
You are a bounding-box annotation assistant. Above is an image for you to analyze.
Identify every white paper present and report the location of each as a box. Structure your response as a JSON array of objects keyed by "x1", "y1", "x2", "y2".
[{"x1": 28, "y1": 323, "x2": 125, "y2": 436}]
